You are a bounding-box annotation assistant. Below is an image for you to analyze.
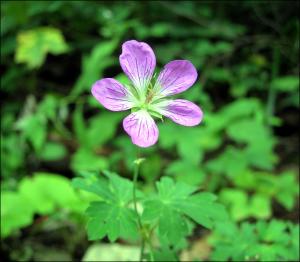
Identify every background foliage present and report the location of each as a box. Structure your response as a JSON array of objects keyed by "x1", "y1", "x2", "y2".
[{"x1": 1, "y1": 1, "x2": 299, "y2": 261}]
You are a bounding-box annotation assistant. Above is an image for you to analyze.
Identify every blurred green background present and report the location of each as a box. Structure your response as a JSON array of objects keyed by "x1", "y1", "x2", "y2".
[{"x1": 1, "y1": 1, "x2": 299, "y2": 261}]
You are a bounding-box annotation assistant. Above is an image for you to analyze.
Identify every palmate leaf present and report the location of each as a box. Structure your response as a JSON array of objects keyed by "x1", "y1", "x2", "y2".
[
  {"x1": 72, "y1": 171, "x2": 139, "y2": 242},
  {"x1": 142, "y1": 177, "x2": 228, "y2": 244},
  {"x1": 210, "y1": 220, "x2": 299, "y2": 261}
]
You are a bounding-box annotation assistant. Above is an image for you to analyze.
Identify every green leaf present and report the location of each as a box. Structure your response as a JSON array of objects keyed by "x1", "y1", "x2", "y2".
[
  {"x1": 205, "y1": 146, "x2": 248, "y2": 179},
  {"x1": 17, "y1": 114, "x2": 47, "y2": 152},
  {"x1": 219, "y1": 189, "x2": 271, "y2": 221},
  {"x1": 39, "y1": 142, "x2": 67, "y2": 161},
  {"x1": 86, "y1": 113, "x2": 123, "y2": 148},
  {"x1": 19, "y1": 173, "x2": 87, "y2": 214},
  {"x1": 15, "y1": 27, "x2": 69, "y2": 68},
  {"x1": 226, "y1": 119, "x2": 277, "y2": 170},
  {"x1": 72, "y1": 39, "x2": 119, "y2": 96},
  {"x1": 1, "y1": 173, "x2": 88, "y2": 237},
  {"x1": 140, "y1": 155, "x2": 162, "y2": 183},
  {"x1": 166, "y1": 160, "x2": 205, "y2": 185},
  {"x1": 73, "y1": 109, "x2": 123, "y2": 150},
  {"x1": 72, "y1": 171, "x2": 139, "y2": 241},
  {"x1": 71, "y1": 148, "x2": 108, "y2": 172},
  {"x1": 271, "y1": 76, "x2": 299, "y2": 92},
  {"x1": 273, "y1": 171, "x2": 299, "y2": 210},
  {"x1": 143, "y1": 177, "x2": 227, "y2": 244},
  {"x1": 1, "y1": 191, "x2": 34, "y2": 238},
  {"x1": 210, "y1": 220, "x2": 299, "y2": 261},
  {"x1": 38, "y1": 95, "x2": 58, "y2": 120}
]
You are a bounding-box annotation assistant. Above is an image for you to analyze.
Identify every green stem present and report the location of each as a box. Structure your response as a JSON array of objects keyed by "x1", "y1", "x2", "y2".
[
  {"x1": 133, "y1": 148, "x2": 145, "y2": 261},
  {"x1": 133, "y1": 160, "x2": 143, "y2": 231},
  {"x1": 133, "y1": 150, "x2": 155, "y2": 261}
]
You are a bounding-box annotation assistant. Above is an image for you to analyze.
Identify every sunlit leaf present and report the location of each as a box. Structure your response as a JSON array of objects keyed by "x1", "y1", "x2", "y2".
[{"x1": 15, "y1": 27, "x2": 69, "y2": 68}]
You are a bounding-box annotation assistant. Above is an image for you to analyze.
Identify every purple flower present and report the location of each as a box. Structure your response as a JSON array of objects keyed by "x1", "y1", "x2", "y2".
[{"x1": 92, "y1": 40, "x2": 203, "y2": 148}]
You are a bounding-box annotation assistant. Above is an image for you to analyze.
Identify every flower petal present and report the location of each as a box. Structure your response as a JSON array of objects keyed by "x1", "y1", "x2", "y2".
[
  {"x1": 123, "y1": 110, "x2": 159, "y2": 147},
  {"x1": 154, "y1": 99, "x2": 203, "y2": 126},
  {"x1": 91, "y1": 78, "x2": 135, "y2": 111},
  {"x1": 119, "y1": 40, "x2": 156, "y2": 96},
  {"x1": 154, "y1": 60, "x2": 197, "y2": 97}
]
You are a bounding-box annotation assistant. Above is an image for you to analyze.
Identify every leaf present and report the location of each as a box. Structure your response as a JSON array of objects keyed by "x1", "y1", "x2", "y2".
[
  {"x1": 166, "y1": 160, "x2": 205, "y2": 185},
  {"x1": 39, "y1": 142, "x2": 67, "y2": 161},
  {"x1": 210, "y1": 220, "x2": 299, "y2": 261},
  {"x1": 73, "y1": 109, "x2": 123, "y2": 150},
  {"x1": 226, "y1": 119, "x2": 277, "y2": 170},
  {"x1": 1, "y1": 173, "x2": 88, "y2": 237},
  {"x1": 140, "y1": 155, "x2": 162, "y2": 183},
  {"x1": 86, "y1": 113, "x2": 123, "y2": 149},
  {"x1": 1, "y1": 191, "x2": 34, "y2": 238},
  {"x1": 219, "y1": 189, "x2": 271, "y2": 221},
  {"x1": 15, "y1": 27, "x2": 69, "y2": 68},
  {"x1": 72, "y1": 39, "x2": 119, "y2": 96},
  {"x1": 38, "y1": 95, "x2": 58, "y2": 120},
  {"x1": 271, "y1": 76, "x2": 299, "y2": 92},
  {"x1": 72, "y1": 171, "x2": 139, "y2": 241},
  {"x1": 17, "y1": 114, "x2": 47, "y2": 152},
  {"x1": 142, "y1": 177, "x2": 227, "y2": 244},
  {"x1": 159, "y1": 123, "x2": 205, "y2": 164},
  {"x1": 205, "y1": 146, "x2": 248, "y2": 179},
  {"x1": 273, "y1": 171, "x2": 299, "y2": 210},
  {"x1": 71, "y1": 148, "x2": 108, "y2": 172},
  {"x1": 19, "y1": 173, "x2": 87, "y2": 214}
]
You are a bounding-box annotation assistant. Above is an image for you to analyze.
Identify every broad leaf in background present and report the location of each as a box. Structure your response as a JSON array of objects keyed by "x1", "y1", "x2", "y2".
[
  {"x1": 219, "y1": 189, "x2": 271, "y2": 221},
  {"x1": 15, "y1": 27, "x2": 69, "y2": 68},
  {"x1": 271, "y1": 76, "x2": 299, "y2": 92},
  {"x1": 71, "y1": 39, "x2": 119, "y2": 97},
  {"x1": 39, "y1": 142, "x2": 67, "y2": 161},
  {"x1": 1, "y1": 191, "x2": 34, "y2": 238},
  {"x1": 1, "y1": 173, "x2": 89, "y2": 238},
  {"x1": 71, "y1": 148, "x2": 108, "y2": 173},
  {"x1": 73, "y1": 105, "x2": 123, "y2": 150},
  {"x1": 210, "y1": 220, "x2": 299, "y2": 261}
]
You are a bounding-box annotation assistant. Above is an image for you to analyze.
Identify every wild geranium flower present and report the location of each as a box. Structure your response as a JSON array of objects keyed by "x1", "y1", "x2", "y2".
[{"x1": 92, "y1": 40, "x2": 203, "y2": 147}]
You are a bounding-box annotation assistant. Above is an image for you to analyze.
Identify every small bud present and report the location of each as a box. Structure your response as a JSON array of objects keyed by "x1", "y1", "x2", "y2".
[{"x1": 134, "y1": 158, "x2": 145, "y2": 166}]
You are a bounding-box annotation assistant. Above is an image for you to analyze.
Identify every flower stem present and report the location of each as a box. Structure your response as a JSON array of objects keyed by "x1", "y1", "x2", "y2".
[
  {"x1": 133, "y1": 150, "x2": 155, "y2": 261},
  {"x1": 133, "y1": 158, "x2": 143, "y2": 231},
  {"x1": 133, "y1": 148, "x2": 145, "y2": 261}
]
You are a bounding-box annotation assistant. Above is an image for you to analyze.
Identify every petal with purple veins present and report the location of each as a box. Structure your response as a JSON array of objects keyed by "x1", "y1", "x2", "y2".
[
  {"x1": 153, "y1": 60, "x2": 197, "y2": 98},
  {"x1": 153, "y1": 99, "x2": 203, "y2": 126},
  {"x1": 91, "y1": 78, "x2": 135, "y2": 111},
  {"x1": 123, "y1": 110, "x2": 159, "y2": 147},
  {"x1": 120, "y1": 40, "x2": 156, "y2": 97}
]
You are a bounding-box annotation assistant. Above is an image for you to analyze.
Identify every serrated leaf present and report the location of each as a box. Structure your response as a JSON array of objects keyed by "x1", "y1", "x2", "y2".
[
  {"x1": 72, "y1": 171, "x2": 139, "y2": 241},
  {"x1": 210, "y1": 220, "x2": 299, "y2": 261},
  {"x1": 143, "y1": 177, "x2": 227, "y2": 244}
]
